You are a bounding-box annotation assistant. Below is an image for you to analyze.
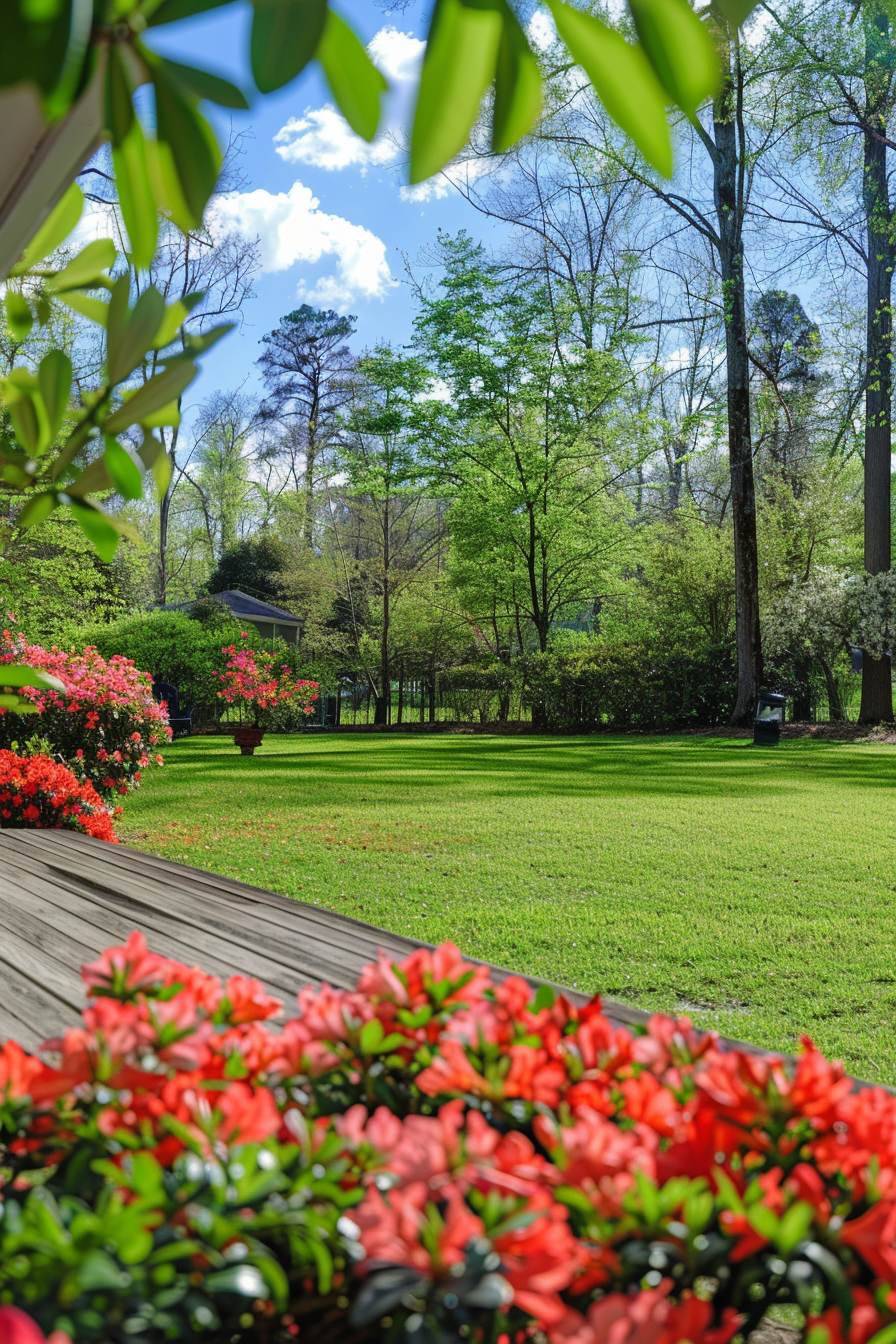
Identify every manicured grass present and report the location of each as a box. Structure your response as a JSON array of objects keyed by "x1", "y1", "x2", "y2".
[{"x1": 123, "y1": 733, "x2": 896, "y2": 1084}]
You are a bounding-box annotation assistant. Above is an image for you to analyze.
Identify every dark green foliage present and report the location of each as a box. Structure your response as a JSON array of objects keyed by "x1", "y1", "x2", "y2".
[
  {"x1": 206, "y1": 536, "x2": 293, "y2": 604},
  {"x1": 519, "y1": 644, "x2": 737, "y2": 731}
]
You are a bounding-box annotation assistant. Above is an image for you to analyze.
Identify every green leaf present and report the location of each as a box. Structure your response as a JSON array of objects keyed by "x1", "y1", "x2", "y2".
[
  {"x1": 38, "y1": 350, "x2": 72, "y2": 443},
  {"x1": 112, "y1": 118, "x2": 159, "y2": 270},
  {"x1": 104, "y1": 358, "x2": 198, "y2": 433},
  {"x1": 145, "y1": 138, "x2": 195, "y2": 236},
  {"x1": 0, "y1": 664, "x2": 65, "y2": 692},
  {"x1": 713, "y1": 0, "x2": 760, "y2": 28},
  {"x1": 0, "y1": 695, "x2": 41, "y2": 713},
  {"x1": 775, "y1": 1201, "x2": 815, "y2": 1256},
  {"x1": 627, "y1": 0, "x2": 718, "y2": 119},
  {"x1": 317, "y1": 10, "x2": 387, "y2": 142},
  {"x1": 548, "y1": 0, "x2": 672, "y2": 176},
  {"x1": 533, "y1": 983, "x2": 555, "y2": 1012},
  {"x1": 104, "y1": 44, "x2": 135, "y2": 146},
  {"x1": 153, "y1": 63, "x2": 223, "y2": 227},
  {"x1": 4, "y1": 370, "x2": 43, "y2": 455},
  {"x1": 410, "y1": 0, "x2": 504, "y2": 183},
  {"x1": 47, "y1": 238, "x2": 116, "y2": 292},
  {"x1": 148, "y1": 0, "x2": 239, "y2": 25},
  {"x1": 58, "y1": 291, "x2": 110, "y2": 326},
  {"x1": 182, "y1": 321, "x2": 233, "y2": 357},
  {"x1": 106, "y1": 280, "x2": 166, "y2": 385},
  {"x1": 151, "y1": 293, "x2": 203, "y2": 350},
  {"x1": 250, "y1": 0, "x2": 328, "y2": 94},
  {"x1": 160, "y1": 56, "x2": 250, "y2": 109},
  {"x1": 205, "y1": 1265, "x2": 268, "y2": 1299},
  {"x1": 17, "y1": 491, "x2": 59, "y2": 529},
  {"x1": 138, "y1": 430, "x2": 173, "y2": 498},
  {"x1": 5, "y1": 291, "x2": 33, "y2": 342},
  {"x1": 11, "y1": 182, "x2": 84, "y2": 275},
  {"x1": 493, "y1": 2, "x2": 542, "y2": 153},
  {"x1": 358, "y1": 1018, "x2": 385, "y2": 1053},
  {"x1": 67, "y1": 500, "x2": 121, "y2": 562},
  {"x1": 104, "y1": 437, "x2": 145, "y2": 500}
]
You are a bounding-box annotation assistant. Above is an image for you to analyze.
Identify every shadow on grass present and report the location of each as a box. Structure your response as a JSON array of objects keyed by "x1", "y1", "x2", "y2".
[{"x1": 159, "y1": 735, "x2": 896, "y2": 801}]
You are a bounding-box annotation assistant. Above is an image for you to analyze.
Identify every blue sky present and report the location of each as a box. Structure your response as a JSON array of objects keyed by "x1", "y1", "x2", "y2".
[{"x1": 146, "y1": 2, "x2": 509, "y2": 407}]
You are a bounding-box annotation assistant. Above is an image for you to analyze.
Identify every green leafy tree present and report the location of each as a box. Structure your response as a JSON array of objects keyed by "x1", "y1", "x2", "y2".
[{"x1": 414, "y1": 234, "x2": 630, "y2": 659}]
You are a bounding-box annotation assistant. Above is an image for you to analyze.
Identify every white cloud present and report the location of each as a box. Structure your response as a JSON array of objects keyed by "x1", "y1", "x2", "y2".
[
  {"x1": 367, "y1": 26, "x2": 424, "y2": 84},
  {"x1": 399, "y1": 156, "x2": 494, "y2": 203},
  {"x1": 274, "y1": 27, "x2": 423, "y2": 174},
  {"x1": 527, "y1": 9, "x2": 556, "y2": 51},
  {"x1": 213, "y1": 183, "x2": 397, "y2": 305},
  {"x1": 275, "y1": 106, "x2": 398, "y2": 172}
]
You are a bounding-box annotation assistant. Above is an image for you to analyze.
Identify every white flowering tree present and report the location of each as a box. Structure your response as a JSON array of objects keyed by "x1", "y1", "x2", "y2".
[{"x1": 766, "y1": 568, "x2": 896, "y2": 721}]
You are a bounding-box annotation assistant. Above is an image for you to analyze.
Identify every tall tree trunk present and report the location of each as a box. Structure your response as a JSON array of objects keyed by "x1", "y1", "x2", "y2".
[
  {"x1": 305, "y1": 424, "x2": 317, "y2": 552},
  {"x1": 374, "y1": 503, "x2": 390, "y2": 725},
  {"x1": 713, "y1": 29, "x2": 762, "y2": 724},
  {"x1": 819, "y1": 656, "x2": 845, "y2": 723},
  {"x1": 860, "y1": 15, "x2": 895, "y2": 722}
]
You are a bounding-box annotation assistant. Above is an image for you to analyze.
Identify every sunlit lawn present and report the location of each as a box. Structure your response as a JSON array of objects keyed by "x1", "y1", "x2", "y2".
[{"x1": 123, "y1": 733, "x2": 896, "y2": 1084}]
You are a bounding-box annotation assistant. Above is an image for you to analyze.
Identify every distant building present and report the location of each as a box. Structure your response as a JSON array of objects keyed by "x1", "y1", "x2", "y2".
[{"x1": 164, "y1": 590, "x2": 305, "y2": 645}]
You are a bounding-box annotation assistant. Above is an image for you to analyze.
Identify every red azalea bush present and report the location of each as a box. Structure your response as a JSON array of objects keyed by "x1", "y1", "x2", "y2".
[
  {"x1": 214, "y1": 636, "x2": 318, "y2": 728},
  {"x1": 0, "y1": 750, "x2": 119, "y2": 841},
  {"x1": 0, "y1": 630, "x2": 170, "y2": 799},
  {"x1": 2, "y1": 937, "x2": 896, "y2": 1344}
]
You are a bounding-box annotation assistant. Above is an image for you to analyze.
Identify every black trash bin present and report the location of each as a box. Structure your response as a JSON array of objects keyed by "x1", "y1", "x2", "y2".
[{"x1": 754, "y1": 691, "x2": 786, "y2": 746}]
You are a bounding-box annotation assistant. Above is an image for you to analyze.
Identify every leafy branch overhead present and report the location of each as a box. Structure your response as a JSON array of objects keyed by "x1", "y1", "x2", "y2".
[{"x1": 4, "y1": 0, "x2": 759, "y2": 274}]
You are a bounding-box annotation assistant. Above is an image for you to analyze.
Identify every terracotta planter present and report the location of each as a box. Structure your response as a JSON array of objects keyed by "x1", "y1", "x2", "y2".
[{"x1": 233, "y1": 726, "x2": 266, "y2": 756}]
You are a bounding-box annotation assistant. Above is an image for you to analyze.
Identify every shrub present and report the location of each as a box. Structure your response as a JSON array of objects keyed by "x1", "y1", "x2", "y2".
[
  {"x1": 214, "y1": 637, "x2": 318, "y2": 728},
  {"x1": 0, "y1": 750, "x2": 119, "y2": 841},
  {"x1": 440, "y1": 663, "x2": 514, "y2": 722},
  {"x1": 2, "y1": 934, "x2": 896, "y2": 1344},
  {"x1": 73, "y1": 610, "x2": 244, "y2": 711},
  {"x1": 519, "y1": 642, "x2": 737, "y2": 731},
  {"x1": 0, "y1": 631, "x2": 170, "y2": 798}
]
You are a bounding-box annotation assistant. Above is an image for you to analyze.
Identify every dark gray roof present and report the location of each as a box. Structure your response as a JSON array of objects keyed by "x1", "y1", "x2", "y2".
[{"x1": 210, "y1": 591, "x2": 303, "y2": 625}]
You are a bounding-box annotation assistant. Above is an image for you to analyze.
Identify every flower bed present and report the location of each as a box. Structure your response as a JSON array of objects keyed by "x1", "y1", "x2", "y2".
[
  {"x1": 2, "y1": 938, "x2": 896, "y2": 1343},
  {"x1": 0, "y1": 750, "x2": 118, "y2": 841},
  {"x1": 0, "y1": 631, "x2": 170, "y2": 798}
]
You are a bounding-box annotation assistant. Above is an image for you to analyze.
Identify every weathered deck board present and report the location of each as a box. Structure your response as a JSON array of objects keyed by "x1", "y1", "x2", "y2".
[{"x1": 0, "y1": 830, "x2": 652, "y2": 1053}]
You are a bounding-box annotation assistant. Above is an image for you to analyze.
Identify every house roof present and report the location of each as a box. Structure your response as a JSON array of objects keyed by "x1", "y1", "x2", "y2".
[{"x1": 210, "y1": 591, "x2": 304, "y2": 626}]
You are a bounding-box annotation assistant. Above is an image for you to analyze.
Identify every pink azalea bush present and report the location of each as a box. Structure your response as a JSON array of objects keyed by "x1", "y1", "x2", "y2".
[
  {"x1": 3, "y1": 935, "x2": 896, "y2": 1344},
  {"x1": 214, "y1": 635, "x2": 318, "y2": 728},
  {"x1": 0, "y1": 750, "x2": 119, "y2": 841},
  {"x1": 0, "y1": 628, "x2": 170, "y2": 799}
]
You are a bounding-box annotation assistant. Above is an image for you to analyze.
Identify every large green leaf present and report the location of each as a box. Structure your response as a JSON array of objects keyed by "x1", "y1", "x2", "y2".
[
  {"x1": 104, "y1": 358, "x2": 198, "y2": 433},
  {"x1": 104, "y1": 437, "x2": 146, "y2": 501},
  {"x1": 160, "y1": 56, "x2": 250, "y2": 109},
  {"x1": 58, "y1": 291, "x2": 110, "y2": 326},
  {"x1": 10, "y1": 182, "x2": 83, "y2": 276},
  {"x1": 38, "y1": 350, "x2": 72, "y2": 445},
  {"x1": 67, "y1": 499, "x2": 121, "y2": 562},
  {"x1": 250, "y1": 0, "x2": 328, "y2": 95},
  {"x1": 153, "y1": 65, "x2": 222, "y2": 227},
  {"x1": 628, "y1": 0, "x2": 718, "y2": 119},
  {"x1": 549, "y1": 0, "x2": 672, "y2": 176},
  {"x1": 17, "y1": 491, "x2": 59, "y2": 529},
  {"x1": 47, "y1": 238, "x2": 116, "y2": 292},
  {"x1": 138, "y1": 430, "x2": 173, "y2": 497},
  {"x1": 317, "y1": 10, "x2": 387, "y2": 142},
  {"x1": 0, "y1": 664, "x2": 65, "y2": 692},
  {"x1": 106, "y1": 280, "x2": 166, "y2": 385},
  {"x1": 5, "y1": 291, "x2": 33, "y2": 342},
  {"x1": 112, "y1": 119, "x2": 159, "y2": 271},
  {"x1": 492, "y1": 2, "x2": 543, "y2": 153},
  {"x1": 104, "y1": 43, "x2": 135, "y2": 147},
  {"x1": 712, "y1": 0, "x2": 760, "y2": 28},
  {"x1": 410, "y1": 0, "x2": 504, "y2": 184},
  {"x1": 148, "y1": 0, "x2": 239, "y2": 25}
]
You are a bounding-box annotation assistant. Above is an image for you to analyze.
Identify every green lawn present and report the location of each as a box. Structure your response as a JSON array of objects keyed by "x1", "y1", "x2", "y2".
[{"x1": 123, "y1": 734, "x2": 896, "y2": 1084}]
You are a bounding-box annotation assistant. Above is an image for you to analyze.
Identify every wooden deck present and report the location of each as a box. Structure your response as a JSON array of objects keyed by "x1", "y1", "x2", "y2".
[{"x1": 0, "y1": 830, "x2": 652, "y2": 1051}]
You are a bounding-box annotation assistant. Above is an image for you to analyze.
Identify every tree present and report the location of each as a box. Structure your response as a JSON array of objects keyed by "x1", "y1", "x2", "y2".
[
  {"x1": 337, "y1": 344, "x2": 442, "y2": 724},
  {"x1": 257, "y1": 306, "x2": 356, "y2": 550},
  {"x1": 414, "y1": 234, "x2": 630, "y2": 665},
  {"x1": 762, "y1": 0, "x2": 895, "y2": 719},
  {"x1": 207, "y1": 535, "x2": 292, "y2": 604},
  {"x1": 181, "y1": 389, "x2": 261, "y2": 565}
]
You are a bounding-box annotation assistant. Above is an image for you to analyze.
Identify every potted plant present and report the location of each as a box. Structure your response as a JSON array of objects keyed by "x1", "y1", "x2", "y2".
[{"x1": 213, "y1": 638, "x2": 318, "y2": 754}]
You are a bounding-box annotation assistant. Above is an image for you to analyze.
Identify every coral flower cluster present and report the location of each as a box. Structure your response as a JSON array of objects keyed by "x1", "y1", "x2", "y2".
[
  {"x1": 1, "y1": 937, "x2": 895, "y2": 1344},
  {"x1": 0, "y1": 750, "x2": 119, "y2": 841},
  {"x1": 213, "y1": 636, "x2": 318, "y2": 727},
  {"x1": 0, "y1": 630, "x2": 169, "y2": 798}
]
